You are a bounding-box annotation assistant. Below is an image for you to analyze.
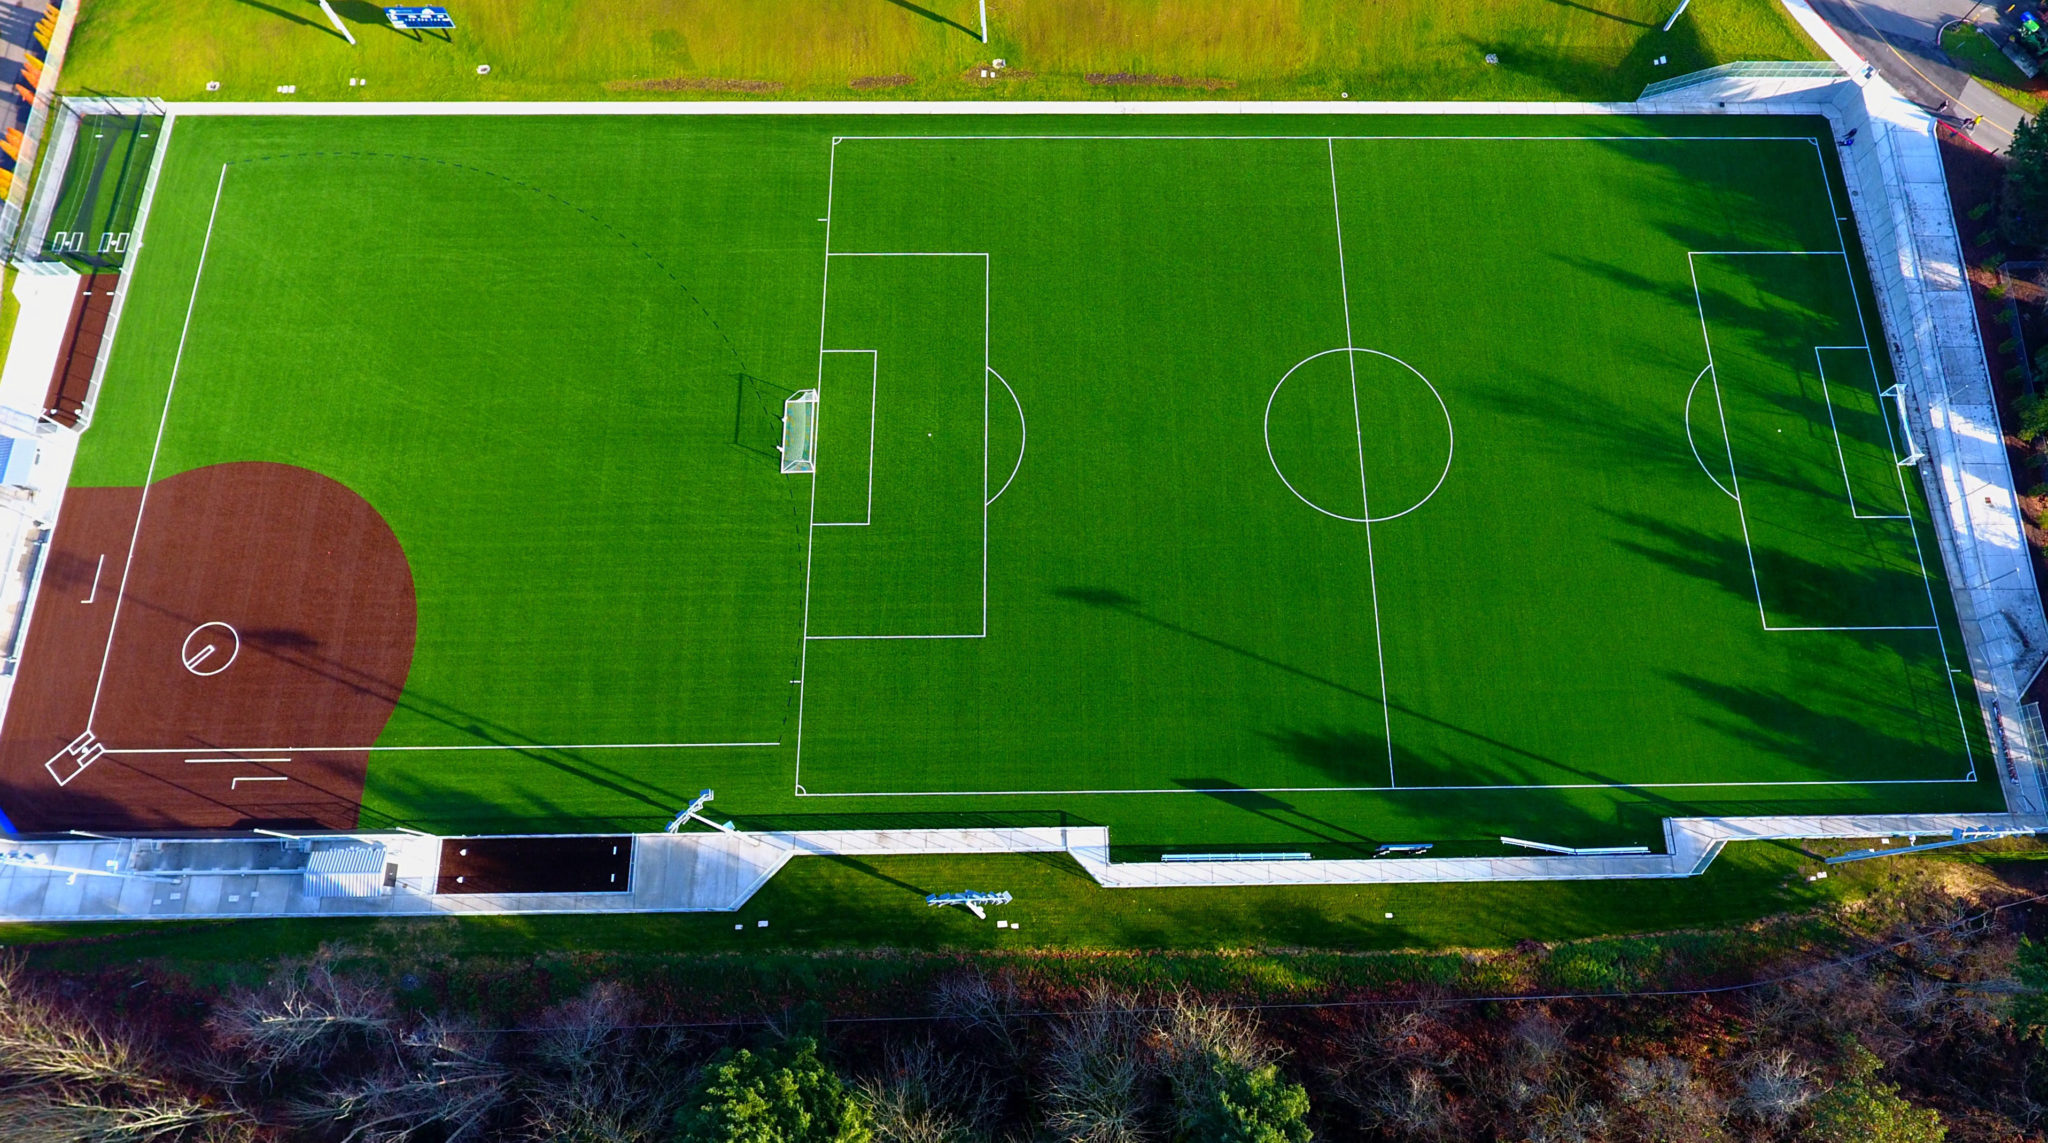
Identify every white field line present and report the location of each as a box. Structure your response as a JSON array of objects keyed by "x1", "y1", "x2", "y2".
[
  {"x1": 987, "y1": 367, "x2": 1026, "y2": 505},
  {"x1": 793, "y1": 776, "x2": 1979, "y2": 797},
  {"x1": 87, "y1": 162, "x2": 228, "y2": 729},
  {"x1": 1812, "y1": 345, "x2": 1910, "y2": 520},
  {"x1": 792, "y1": 138, "x2": 838, "y2": 796},
  {"x1": 1684, "y1": 365, "x2": 1739, "y2": 501},
  {"x1": 827, "y1": 133, "x2": 1826, "y2": 142},
  {"x1": 1690, "y1": 259, "x2": 1940, "y2": 635},
  {"x1": 813, "y1": 348, "x2": 878, "y2": 526},
  {"x1": 109, "y1": 742, "x2": 781, "y2": 755},
  {"x1": 1327, "y1": 137, "x2": 1396, "y2": 788},
  {"x1": 1805, "y1": 136, "x2": 1978, "y2": 779},
  {"x1": 229, "y1": 776, "x2": 287, "y2": 787},
  {"x1": 183, "y1": 757, "x2": 289, "y2": 764},
  {"x1": 1690, "y1": 237, "x2": 1972, "y2": 777},
  {"x1": 803, "y1": 249, "x2": 991, "y2": 642}
]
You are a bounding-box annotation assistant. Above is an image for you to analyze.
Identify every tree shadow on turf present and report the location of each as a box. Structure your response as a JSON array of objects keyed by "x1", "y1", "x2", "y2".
[
  {"x1": 1665, "y1": 670, "x2": 1984, "y2": 786},
  {"x1": 1600, "y1": 508, "x2": 1947, "y2": 636},
  {"x1": 1170, "y1": 779, "x2": 1378, "y2": 849}
]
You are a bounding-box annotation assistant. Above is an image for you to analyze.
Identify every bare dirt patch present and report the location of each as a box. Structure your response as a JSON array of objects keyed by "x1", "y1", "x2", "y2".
[
  {"x1": 0, "y1": 462, "x2": 416, "y2": 831},
  {"x1": 1083, "y1": 72, "x2": 1234, "y2": 89},
  {"x1": 850, "y1": 74, "x2": 915, "y2": 90},
  {"x1": 604, "y1": 76, "x2": 784, "y2": 93}
]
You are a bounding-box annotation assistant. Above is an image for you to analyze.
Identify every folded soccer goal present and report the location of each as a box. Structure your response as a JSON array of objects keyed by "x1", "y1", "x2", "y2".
[{"x1": 780, "y1": 389, "x2": 818, "y2": 474}]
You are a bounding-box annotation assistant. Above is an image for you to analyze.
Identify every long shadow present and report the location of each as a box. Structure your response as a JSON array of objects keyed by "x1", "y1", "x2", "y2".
[
  {"x1": 1544, "y1": 0, "x2": 1654, "y2": 26},
  {"x1": 1050, "y1": 586, "x2": 1569, "y2": 774},
  {"x1": 1600, "y1": 507, "x2": 1938, "y2": 635},
  {"x1": 880, "y1": 0, "x2": 982, "y2": 40},
  {"x1": 90, "y1": 584, "x2": 686, "y2": 822},
  {"x1": 227, "y1": 0, "x2": 335, "y2": 35},
  {"x1": 1171, "y1": 778, "x2": 1377, "y2": 847}
]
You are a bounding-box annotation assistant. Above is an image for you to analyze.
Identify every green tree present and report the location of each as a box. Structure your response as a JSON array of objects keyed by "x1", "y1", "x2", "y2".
[
  {"x1": 1800, "y1": 1045, "x2": 1944, "y2": 1143},
  {"x1": 2005, "y1": 116, "x2": 2048, "y2": 250},
  {"x1": 1175, "y1": 1058, "x2": 1312, "y2": 1143},
  {"x1": 2010, "y1": 936, "x2": 2048, "y2": 1038},
  {"x1": 2015, "y1": 394, "x2": 2048, "y2": 442},
  {"x1": 675, "y1": 1038, "x2": 872, "y2": 1143}
]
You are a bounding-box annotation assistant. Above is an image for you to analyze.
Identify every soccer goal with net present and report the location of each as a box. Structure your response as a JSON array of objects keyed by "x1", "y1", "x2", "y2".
[{"x1": 780, "y1": 389, "x2": 819, "y2": 474}]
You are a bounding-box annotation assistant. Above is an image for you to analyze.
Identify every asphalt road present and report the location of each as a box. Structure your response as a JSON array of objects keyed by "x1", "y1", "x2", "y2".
[{"x1": 1807, "y1": 0, "x2": 2026, "y2": 150}]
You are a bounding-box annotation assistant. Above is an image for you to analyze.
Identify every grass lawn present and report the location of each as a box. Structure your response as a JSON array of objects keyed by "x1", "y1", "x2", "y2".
[
  {"x1": 60, "y1": 0, "x2": 1822, "y2": 104},
  {"x1": 5, "y1": 111, "x2": 1999, "y2": 859},
  {"x1": 1941, "y1": 22, "x2": 2048, "y2": 116},
  {"x1": 0, "y1": 840, "x2": 1859, "y2": 983}
]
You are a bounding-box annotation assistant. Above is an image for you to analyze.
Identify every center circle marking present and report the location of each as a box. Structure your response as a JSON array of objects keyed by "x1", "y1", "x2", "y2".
[
  {"x1": 181, "y1": 621, "x2": 240, "y2": 677},
  {"x1": 1264, "y1": 347, "x2": 1454, "y2": 523}
]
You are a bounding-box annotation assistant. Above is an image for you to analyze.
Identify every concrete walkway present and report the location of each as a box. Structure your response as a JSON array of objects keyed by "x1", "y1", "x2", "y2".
[
  {"x1": 1807, "y1": 0, "x2": 2028, "y2": 150},
  {"x1": 4, "y1": 816, "x2": 2042, "y2": 923}
]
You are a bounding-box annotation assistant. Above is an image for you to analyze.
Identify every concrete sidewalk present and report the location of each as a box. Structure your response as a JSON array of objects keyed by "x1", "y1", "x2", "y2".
[{"x1": 1807, "y1": 0, "x2": 2027, "y2": 151}]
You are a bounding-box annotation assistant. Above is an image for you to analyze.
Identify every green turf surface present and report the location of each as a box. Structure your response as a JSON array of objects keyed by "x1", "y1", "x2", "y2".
[
  {"x1": 69, "y1": 112, "x2": 2002, "y2": 854},
  {"x1": 61, "y1": 0, "x2": 1822, "y2": 105},
  {"x1": 36, "y1": 113, "x2": 162, "y2": 270}
]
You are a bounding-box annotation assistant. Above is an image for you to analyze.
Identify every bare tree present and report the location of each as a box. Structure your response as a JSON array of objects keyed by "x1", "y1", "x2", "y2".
[
  {"x1": 0, "y1": 954, "x2": 163, "y2": 1096},
  {"x1": 933, "y1": 969, "x2": 1028, "y2": 1066},
  {"x1": 286, "y1": 1015, "x2": 509, "y2": 1143},
  {"x1": 0, "y1": 1090, "x2": 251, "y2": 1143},
  {"x1": 858, "y1": 1037, "x2": 993, "y2": 1143},
  {"x1": 206, "y1": 952, "x2": 396, "y2": 1083},
  {"x1": 516, "y1": 983, "x2": 692, "y2": 1143},
  {"x1": 1731, "y1": 1049, "x2": 1813, "y2": 1132},
  {"x1": 1041, "y1": 987, "x2": 1152, "y2": 1143},
  {"x1": 1607, "y1": 1056, "x2": 1728, "y2": 1143}
]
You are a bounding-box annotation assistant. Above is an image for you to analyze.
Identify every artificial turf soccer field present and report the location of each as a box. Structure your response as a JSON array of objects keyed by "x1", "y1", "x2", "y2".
[{"x1": 0, "y1": 112, "x2": 2006, "y2": 854}]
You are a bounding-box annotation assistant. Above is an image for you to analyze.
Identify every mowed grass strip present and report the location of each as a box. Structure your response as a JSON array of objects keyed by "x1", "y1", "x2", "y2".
[{"x1": 63, "y1": 0, "x2": 1819, "y2": 104}]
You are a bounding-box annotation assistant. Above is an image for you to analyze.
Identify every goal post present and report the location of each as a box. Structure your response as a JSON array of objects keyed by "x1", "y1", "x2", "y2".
[
  {"x1": 780, "y1": 389, "x2": 818, "y2": 474},
  {"x1": 1881, "y1": 383, "x2": 1925, "y2": 467}
]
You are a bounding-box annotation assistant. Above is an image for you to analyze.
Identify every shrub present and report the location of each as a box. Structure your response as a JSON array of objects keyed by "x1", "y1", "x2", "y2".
[
  {"x1": 676, "y1": 1038, "x2": 872, "y2": 1143},
  {"x1": 1800, "y1": 1045, "x2": 1945, "y2": 1143}
]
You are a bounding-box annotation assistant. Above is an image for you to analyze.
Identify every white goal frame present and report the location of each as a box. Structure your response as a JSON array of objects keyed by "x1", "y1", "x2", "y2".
[{"x1": 780, "y1": 388, "x2": 819, "y2": 474}]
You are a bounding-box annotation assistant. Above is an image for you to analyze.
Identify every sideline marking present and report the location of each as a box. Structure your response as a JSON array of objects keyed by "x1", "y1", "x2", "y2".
[
  {"x1": 110, "y1": 741, "x2": 779, "y2": 755},
  {"x1": 184, "y1": 757, "x2": 289, "y2": 764},
  {"x1": 88, "y1": 162, "x2": 229, "y2": 727},
  {"x1": 1328, "y1": 137, "x2": 1396, "y2": 789},
  {"x1": 1683, "y1": 365, "x2": 1738, "y2": 501},
  {"x1": 79, "y1": 553, "x2": 104, "y2": 604},
  {"x1": 793, "y1": 775, "x2": 1976, "y2": 797}
]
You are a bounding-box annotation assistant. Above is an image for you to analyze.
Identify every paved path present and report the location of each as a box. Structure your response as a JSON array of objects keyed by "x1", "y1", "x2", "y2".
[{"x1": 1807, "y1": 0, "x2": 2027, "y2": 150}]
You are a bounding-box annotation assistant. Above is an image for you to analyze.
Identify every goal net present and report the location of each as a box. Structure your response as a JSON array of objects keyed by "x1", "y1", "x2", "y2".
[{"x1": 780, "y1": 389, "x2": 819, "y2": 474}]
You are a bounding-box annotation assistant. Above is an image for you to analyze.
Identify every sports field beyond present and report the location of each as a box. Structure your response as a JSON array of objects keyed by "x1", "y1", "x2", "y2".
[{"x1": 0, "y1": 112, "x2": 2002, "y2": 855}]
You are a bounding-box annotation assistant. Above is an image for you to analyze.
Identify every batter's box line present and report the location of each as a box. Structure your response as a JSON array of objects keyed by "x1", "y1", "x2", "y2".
[
  {"x1": 790, "y1": 775, "x2": 1979, "y2": 797},
  {"x1": 103, "y1": 740, "x2": 782, "y2": 755}
]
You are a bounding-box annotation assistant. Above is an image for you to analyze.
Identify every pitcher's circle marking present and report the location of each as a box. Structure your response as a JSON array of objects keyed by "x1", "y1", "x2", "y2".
[{"x1": 181, "y1": 621, "x2": 240, "y2": 677}]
